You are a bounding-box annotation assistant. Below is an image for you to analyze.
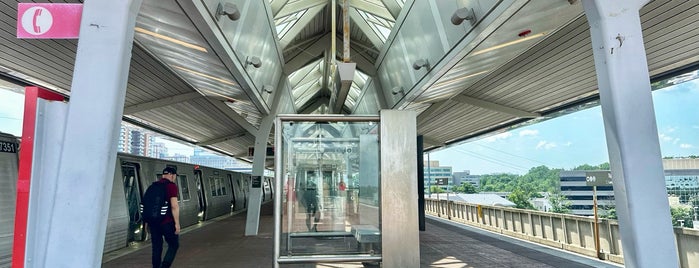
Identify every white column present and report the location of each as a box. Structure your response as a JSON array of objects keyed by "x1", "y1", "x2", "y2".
[
  {"x1": 582, "y1": 1, "x2": 679, "y2": 267},
  {"x1": 41, "y1": 1, "x2": 143, "y2": 267},
  {"x1": 380, "y1": 110, "x2": 419, "y2": 267},
  {"x1": 245, "y1": 114, "x2": 274, "y2": 235}
]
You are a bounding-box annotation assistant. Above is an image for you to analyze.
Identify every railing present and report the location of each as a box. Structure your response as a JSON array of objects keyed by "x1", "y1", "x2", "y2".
[{"x1": 425, "y1": 198, "x2": 699, "y2": 268}]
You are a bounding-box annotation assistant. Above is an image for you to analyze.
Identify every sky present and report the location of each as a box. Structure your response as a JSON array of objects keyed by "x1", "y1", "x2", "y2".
[
  {"x1": 429, "y1": 80, "x2": 699, "y2": 175},
  {"x1": 1, "y1": 78, "x2": 698, "y2": 175}
]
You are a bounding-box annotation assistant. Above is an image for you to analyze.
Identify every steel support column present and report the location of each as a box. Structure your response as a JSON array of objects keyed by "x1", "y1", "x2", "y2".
[
  {"x1": 246, "y1": 77, "x2": 285, "y2": 235},
  {"x1": 40, "y1": 1, "x2": 143, "y2": 267},
  {"x1": 582, "y1": 1, "x2": 679, "y2": 267}
]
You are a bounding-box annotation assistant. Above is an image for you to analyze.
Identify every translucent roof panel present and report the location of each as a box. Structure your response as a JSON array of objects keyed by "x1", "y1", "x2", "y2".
[
  {"x1": 344, "y1": 70, "x2": 368, "y2": 111},
  {"x1": 356, "y1": 9, "x2": 394, "y2": 43},
  {"x1": 274, "y1": 9, "x2": 307, "y2": 39}
]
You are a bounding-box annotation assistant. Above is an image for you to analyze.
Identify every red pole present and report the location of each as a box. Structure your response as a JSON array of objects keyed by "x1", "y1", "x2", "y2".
[{"x1": 12, "y1": 87, "x2": 64, "y2": 268}]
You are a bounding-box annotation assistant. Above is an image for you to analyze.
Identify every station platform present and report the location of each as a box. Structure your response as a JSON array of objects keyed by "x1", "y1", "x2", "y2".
[{"x1": 102, "y1": 203, "x2": 620, "y2": 268}]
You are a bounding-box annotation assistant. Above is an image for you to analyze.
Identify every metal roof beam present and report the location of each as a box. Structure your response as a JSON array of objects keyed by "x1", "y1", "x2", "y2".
[
  {"x1": 271, "y1": 0, "x2": 290, "y2": 17},
  {"x1": 207, "y1": 98, "x2": 259, "y2": 134},
  {"x1": 280, "y1": 5, "x2": 326, "y2": 48},
  {"x1": 380, "y1": 0, "x2": 402, "y2": 19},
  {"x1": 123, "y1": 92, "x2": 201, "y2": 115},
  {"x1": 196, "y1": 132, "x2": 248, "y2": 146},
  {"x1": 299, "y1": 96, "x2": 330, "y2": 114},
  {"x1": 334, "y1": 35, "x2": 377, "y2": 76},
  {"x1": 351, "y1": 1, "x2": 394, "y2": 21},
  {"x1": 284, "y1": 33, "x2": 330, "y2": 74},
  {"x1": 276, "y1": 0, "x2": 325, "y2": 18},
  {"x1": 349, "y1": 8, "x2": 384, "y2": 49},
  {"x1": 452, "y1": 95, "x2": 540, "y2": 118}
]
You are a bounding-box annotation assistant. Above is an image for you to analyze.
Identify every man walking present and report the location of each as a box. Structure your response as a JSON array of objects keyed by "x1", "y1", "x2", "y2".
[{"x1": 148, "y1": 167, "x2": 180, "y2": 268}]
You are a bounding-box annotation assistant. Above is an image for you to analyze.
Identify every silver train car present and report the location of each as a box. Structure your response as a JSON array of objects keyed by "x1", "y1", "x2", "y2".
[{"x1": 0, "y1": 132, "x2": 274, "y2": 266}]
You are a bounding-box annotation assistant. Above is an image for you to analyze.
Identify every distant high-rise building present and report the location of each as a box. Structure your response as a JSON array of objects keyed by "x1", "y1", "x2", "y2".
[
  {"x1": 663, "y1": 158, "x2": 699, "y2": 205},
  {"x1": 560, "y1": 158, "x2": 699, "y2": 216},
  {"x1": 559, "y1": 170, "x2": 615, "y2": 216},
  {"x1": 453, "y1": 170, "x2": 481, "y2": 188},
  {"x1": 424, "y1": 160, "x2": 452, "y2": 194},
  {"x1": 118, "y1": 125, "x2": 156, "y2": 157},
  {"x1": 190, "y1": 148, "x2": 238, "y2": 169}
]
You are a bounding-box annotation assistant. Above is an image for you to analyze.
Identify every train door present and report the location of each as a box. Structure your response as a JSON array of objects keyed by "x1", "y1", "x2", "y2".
[
  {"x1": 228, "y1": 174, "x2": 236, "y2": 212},
  {"x1": 121, "y1": 163, "x2": 146, "y2": 242},
  {"x1": 195, "y1": 169, "x2": 206, "y2": 222}
]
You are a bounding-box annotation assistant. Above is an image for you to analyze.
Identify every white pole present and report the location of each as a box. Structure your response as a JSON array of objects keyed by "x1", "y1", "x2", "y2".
[
  {"x1": 41, "y1": 1, "x2": 143, "y2": 267},
  {"x1": 582, "y1": 1, "x2": 679, "y2": 267}
]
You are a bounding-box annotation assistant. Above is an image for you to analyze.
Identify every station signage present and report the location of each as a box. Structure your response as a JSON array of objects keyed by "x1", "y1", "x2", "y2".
[
  {"x1": 585, "y1": 171, "x2": 613, "y2": 186},
  {"x1": 251, "y1": 176, "x2": 262, "y2": 188},
  {"x1": 17, "y1": 3, "x2": 83, "y2": 39}
]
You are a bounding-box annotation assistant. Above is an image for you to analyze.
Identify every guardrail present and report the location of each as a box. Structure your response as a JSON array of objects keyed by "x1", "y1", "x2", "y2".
[{"x1": 425, "y1": 198, "x2": 699, "y2": 268}]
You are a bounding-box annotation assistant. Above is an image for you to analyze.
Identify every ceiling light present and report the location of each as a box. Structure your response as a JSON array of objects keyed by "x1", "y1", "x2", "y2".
[
  {"x1": 134, "y1": 27, "x2": 207, "y2": 53},
  {"x1": 172, "y1": 65, "x2": 236, "y2": 86},
  {"x1": 471, "y1": 32, "x2": 547, "y2": 56}
]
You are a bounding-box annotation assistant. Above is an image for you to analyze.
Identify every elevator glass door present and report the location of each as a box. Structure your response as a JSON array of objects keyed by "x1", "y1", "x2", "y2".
[{"x1": 275, "y1": 115, "x2": 381, "y2": 264}]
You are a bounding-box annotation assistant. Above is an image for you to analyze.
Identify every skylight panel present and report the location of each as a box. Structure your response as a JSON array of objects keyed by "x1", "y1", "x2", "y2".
[
  {"x1": 356, "y1": 9, "x2": 394, "y2": 43},
  {"x1": 274, "y1": 9, "x2": 307, "y2": 39}
]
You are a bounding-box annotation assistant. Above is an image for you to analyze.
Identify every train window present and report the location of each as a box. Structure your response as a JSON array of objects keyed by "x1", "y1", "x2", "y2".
[
  {"x1": 210, "y1": 177, "x2": 217, "y2": 196},
  {"x1": 179, "y1": 175, "x2": 190, "y2": 201}
]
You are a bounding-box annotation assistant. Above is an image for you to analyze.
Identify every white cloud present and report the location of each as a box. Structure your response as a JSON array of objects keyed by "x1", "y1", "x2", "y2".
[
  {"x1": 659, "y1": 133, "x2": 673, "y2": 142},
  {"x1": 563, "y1": 141, "x2": 573, "y2": 147},
  {"x1": 673, "y1": 138, "x2": 680, "y2": 145},
  {"x1": 536, "y1": 141, "x2": 557, "y2": 150},
  {"x1": 519, "y1": 129, "x2": 539, "y2": 137},
  {"x1": 484, "y1": 132, "x2": 512, "y2": 142},
  {"x1": 667, "y1": 127, "x2": 677, "y2": 133},
  {"x1": 680, "y1": 144, "x2": 694, "y2": 149}
]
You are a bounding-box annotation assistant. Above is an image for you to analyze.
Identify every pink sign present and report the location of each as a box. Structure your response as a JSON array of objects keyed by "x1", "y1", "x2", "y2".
[{"x1": 17, "y1": 3, "x2": 83, "y2": 39}]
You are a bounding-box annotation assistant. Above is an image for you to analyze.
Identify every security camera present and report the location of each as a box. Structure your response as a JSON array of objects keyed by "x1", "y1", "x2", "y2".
[
  {"x1": 412, "y1": 59, "x2": 429, "y2": 70},
  {"x1": 246, "y1": 56, "x2": 262, "y2": 68},
  {"x1": 217, "y1": 2, "x2": 240, "y2": 21}
]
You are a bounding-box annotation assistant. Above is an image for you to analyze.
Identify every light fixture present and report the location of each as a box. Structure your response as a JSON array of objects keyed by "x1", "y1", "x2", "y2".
[
  {"x1": 412, "y1": 59, "x2": 429, "y2": 70},
  {"x1": 246, "y1": 56, "x2": 262, "y2": 68},
  {"x1": 391, "y1": 86, "x2": 404, "y2": 95},
  {"x1": 216, "y1": 2, "x2": 240, "y2": 21},
  {"x1": 451, "y1": 7, "x2": 476, "y2": 26}
]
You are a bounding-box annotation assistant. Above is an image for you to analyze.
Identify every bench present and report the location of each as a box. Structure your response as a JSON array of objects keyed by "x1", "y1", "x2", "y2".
[{"x1": 351, "y1": 225, "x2": 380, "y2": 252}]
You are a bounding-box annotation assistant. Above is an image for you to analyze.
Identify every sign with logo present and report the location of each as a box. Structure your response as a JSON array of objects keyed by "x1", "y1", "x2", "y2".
[
  {"x1": 435, "y1": 178, "x2": 448, "y2": 185},
  {"x1": 585, "y1": 171, "x2": 613, "y2": 186},
  {"x1": 17, "y1": 3, "x2": 83, "y2": 39}
]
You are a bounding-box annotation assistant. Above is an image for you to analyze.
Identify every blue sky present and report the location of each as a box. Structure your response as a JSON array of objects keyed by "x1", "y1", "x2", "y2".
[
  {"x1": 2, "y1": 79, "x2": 698, "y2": 175},
  {"x1": 430, "y1": 80, "x2": 699, "y2": 175}
]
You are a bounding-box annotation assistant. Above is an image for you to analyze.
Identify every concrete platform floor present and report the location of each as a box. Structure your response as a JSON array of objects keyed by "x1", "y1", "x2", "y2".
[{"x1": 102, "y1": 204, "x2": 620, "y2": 268}]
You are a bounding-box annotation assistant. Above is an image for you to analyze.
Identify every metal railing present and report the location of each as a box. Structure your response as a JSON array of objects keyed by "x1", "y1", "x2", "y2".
[{"x1": 425, "y1": 198, "x2": 699, "y2": 268}]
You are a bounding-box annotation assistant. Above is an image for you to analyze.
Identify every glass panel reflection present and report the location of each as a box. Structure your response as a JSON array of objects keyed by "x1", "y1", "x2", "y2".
[{"x1": 279, "y1": 119, "x2": 381, "y2": 259}]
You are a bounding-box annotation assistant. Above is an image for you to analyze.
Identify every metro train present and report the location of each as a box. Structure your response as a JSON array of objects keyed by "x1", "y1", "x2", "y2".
[{"x1": 0, "y1": 132, "x2": 273, "y2": 266}]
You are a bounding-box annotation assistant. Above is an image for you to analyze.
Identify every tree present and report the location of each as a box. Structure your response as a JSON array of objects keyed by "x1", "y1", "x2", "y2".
[
  {"x1": 454, "y1": 182, "x2": 478, "y2": 194},
  {"x1": 508, "y1": 189, "x2": 535, "y2": 210},
  {"x1": 430, "y1": 186, "x2": 444, "y2": 194},
  {"x1": 670, "y1": 206, "x2": 694, "y2": 228},
  {"x1": 548, "y1": 193, "x2": 572, "y2": 214},
  {"x1": 600, "y1": 207, "x2": 617, "y2": 219}
]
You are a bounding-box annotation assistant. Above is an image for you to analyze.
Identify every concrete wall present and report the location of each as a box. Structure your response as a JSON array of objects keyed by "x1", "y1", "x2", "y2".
[{"x1": 425, "y1": 198, "x2": 699, "y2": 268}]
